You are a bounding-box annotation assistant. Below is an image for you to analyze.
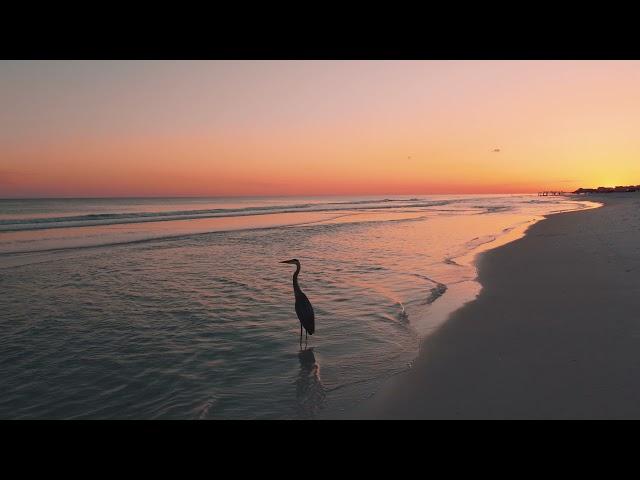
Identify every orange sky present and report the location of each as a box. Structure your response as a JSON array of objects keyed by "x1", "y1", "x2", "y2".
[{"x1": 2, "y1": 60, "x2": 640, "y2": 197}]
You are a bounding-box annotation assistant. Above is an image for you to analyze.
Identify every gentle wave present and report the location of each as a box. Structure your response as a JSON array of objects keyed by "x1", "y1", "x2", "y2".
[
  {"x1": 426, "y1": 283, "x2": 448, "y2": 304},
  {"x1": 0, "y1": 203, "x2": 316, "y2": 225},
  {"x1": 0, "y1": 198, "x2": 456, "y2": 232}
]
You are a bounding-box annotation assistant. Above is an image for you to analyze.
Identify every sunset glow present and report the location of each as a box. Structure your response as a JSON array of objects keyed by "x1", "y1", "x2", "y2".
[{"x1": 3, "y1": 60, "x2": 640, "y2": 197}]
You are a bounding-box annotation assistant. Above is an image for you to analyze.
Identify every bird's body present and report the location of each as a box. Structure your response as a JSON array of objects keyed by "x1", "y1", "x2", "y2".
[
  {"x1": 281, "y1": 259, "x2": 315, "y2": 345},
  {"x1": 293, "y1": 282, "x2": 315, "y2": 336}
]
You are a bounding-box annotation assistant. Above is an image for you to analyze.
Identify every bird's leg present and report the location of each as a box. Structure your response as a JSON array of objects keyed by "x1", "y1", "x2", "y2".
[
  {"x1": 300, "y1": 325, "x2": 303, "y2": 348},
  {"x1": 305, "y1": 331, "x2": 308, "y2": 347}
]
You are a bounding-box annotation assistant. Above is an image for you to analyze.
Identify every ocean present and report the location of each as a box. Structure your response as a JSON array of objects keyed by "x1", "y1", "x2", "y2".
[{"x1": 0, "y1": 194, "x2": 596, "y2": 419}]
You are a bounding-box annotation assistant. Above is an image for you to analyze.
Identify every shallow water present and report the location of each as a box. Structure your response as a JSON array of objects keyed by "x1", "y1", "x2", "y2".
[{"x1": 0, "y1": 195, "x2": 595, "y2": 419}]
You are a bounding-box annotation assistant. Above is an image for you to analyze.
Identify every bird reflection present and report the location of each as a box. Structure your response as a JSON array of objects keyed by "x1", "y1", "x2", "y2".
[{"x1": 295, "y1": 348, "x2": 326, "y2": 419}]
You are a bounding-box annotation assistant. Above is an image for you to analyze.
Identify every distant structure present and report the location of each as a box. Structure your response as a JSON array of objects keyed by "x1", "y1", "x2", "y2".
[
  {"x1": 573, "y1": 185, "x2": 640, "y2": 194},
  {"x1": 538, "y1": 191, "x2": 566, "y2": 196},
  {"x1": 538, "y1": 185, "x2": 640, "y2": 196}
]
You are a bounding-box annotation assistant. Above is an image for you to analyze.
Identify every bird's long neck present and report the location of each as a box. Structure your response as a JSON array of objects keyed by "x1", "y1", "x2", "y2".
[{"x1": 292, "y1": 263, "x2": 301, "y2": 293}]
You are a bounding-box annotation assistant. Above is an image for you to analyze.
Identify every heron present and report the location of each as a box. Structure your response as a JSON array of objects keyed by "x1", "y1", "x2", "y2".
[{"x1": 280, "y1": 259, "x2": 315, "y2": 346}]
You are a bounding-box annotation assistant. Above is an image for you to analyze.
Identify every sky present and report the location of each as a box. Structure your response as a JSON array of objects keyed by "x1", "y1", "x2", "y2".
[{"x1": 2, "y1": 60, "x2": 640, "y2": 197}]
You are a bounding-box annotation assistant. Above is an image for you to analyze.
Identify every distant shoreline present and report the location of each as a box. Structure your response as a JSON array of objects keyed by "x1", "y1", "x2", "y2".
[
  {"x1": 353, "y1": 193, "x2": 640, "y2": 419},
  {"x1": 573, "y1": 185, "x2": 639, "y2": 194}
]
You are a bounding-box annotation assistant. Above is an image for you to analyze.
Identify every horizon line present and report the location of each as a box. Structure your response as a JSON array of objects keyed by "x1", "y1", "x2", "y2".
[{"x1": 0, "y1": 191, "x2": 544, "y2": 200}]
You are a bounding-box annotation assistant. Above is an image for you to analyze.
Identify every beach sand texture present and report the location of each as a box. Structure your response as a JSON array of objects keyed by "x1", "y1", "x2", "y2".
[{"x1": 356, "y1": 194, "x2": 640, "y2": 419}]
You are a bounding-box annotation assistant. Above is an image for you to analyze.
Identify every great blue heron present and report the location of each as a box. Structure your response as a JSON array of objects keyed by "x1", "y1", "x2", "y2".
[{"x1": 280, "y1": 259, "x2": 315, "y2": 345}]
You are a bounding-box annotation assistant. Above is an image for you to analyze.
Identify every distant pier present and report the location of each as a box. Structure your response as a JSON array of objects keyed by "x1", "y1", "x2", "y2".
[{"x1": 538, "y1": 191, "x2": 566, "y2": 196}]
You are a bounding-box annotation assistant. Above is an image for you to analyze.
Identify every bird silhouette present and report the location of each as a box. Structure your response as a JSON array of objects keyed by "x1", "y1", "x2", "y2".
[{"x1": 281, "y1": 259, "x2": 315, "y2": 346}]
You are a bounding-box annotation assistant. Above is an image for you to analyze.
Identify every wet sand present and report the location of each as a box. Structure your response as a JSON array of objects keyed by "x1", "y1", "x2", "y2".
[{"x1": 355, "y1": 194, "x2": 640, "y2": 419}]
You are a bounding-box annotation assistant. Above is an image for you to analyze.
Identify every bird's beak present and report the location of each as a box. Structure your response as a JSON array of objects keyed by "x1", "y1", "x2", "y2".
[{"x1": 280, "y1": 260, "x2": 295, "y2": 264}]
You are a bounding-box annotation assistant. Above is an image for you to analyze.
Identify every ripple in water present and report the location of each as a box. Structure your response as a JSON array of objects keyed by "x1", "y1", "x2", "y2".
[{"x1": 0, "y1": 195, "x2": 596, "y2": 419}]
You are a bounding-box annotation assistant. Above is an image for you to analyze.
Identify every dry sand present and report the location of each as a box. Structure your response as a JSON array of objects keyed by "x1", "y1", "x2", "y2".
[{"x1": 355, "y1": 194, "x2": 640, "y2": 419}]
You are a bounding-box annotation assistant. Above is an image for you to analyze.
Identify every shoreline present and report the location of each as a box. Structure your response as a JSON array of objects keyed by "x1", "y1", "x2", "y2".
[
  {"x1": 350, "y1": 193, "x2": 640, "y2": 419},
  {"x1": 409, "y1": 197, "x2": 600, "y2": 341}
]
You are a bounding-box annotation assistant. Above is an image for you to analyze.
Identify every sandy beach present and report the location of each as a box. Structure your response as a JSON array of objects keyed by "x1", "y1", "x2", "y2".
[{"x1": 355, "y1": 193, "x2": 640, "y2": 419}]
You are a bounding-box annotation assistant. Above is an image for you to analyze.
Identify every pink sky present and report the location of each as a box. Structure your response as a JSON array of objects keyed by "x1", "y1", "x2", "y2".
[{"x1": 2, "y1": 60, "x2": 640, "y2": 197}]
